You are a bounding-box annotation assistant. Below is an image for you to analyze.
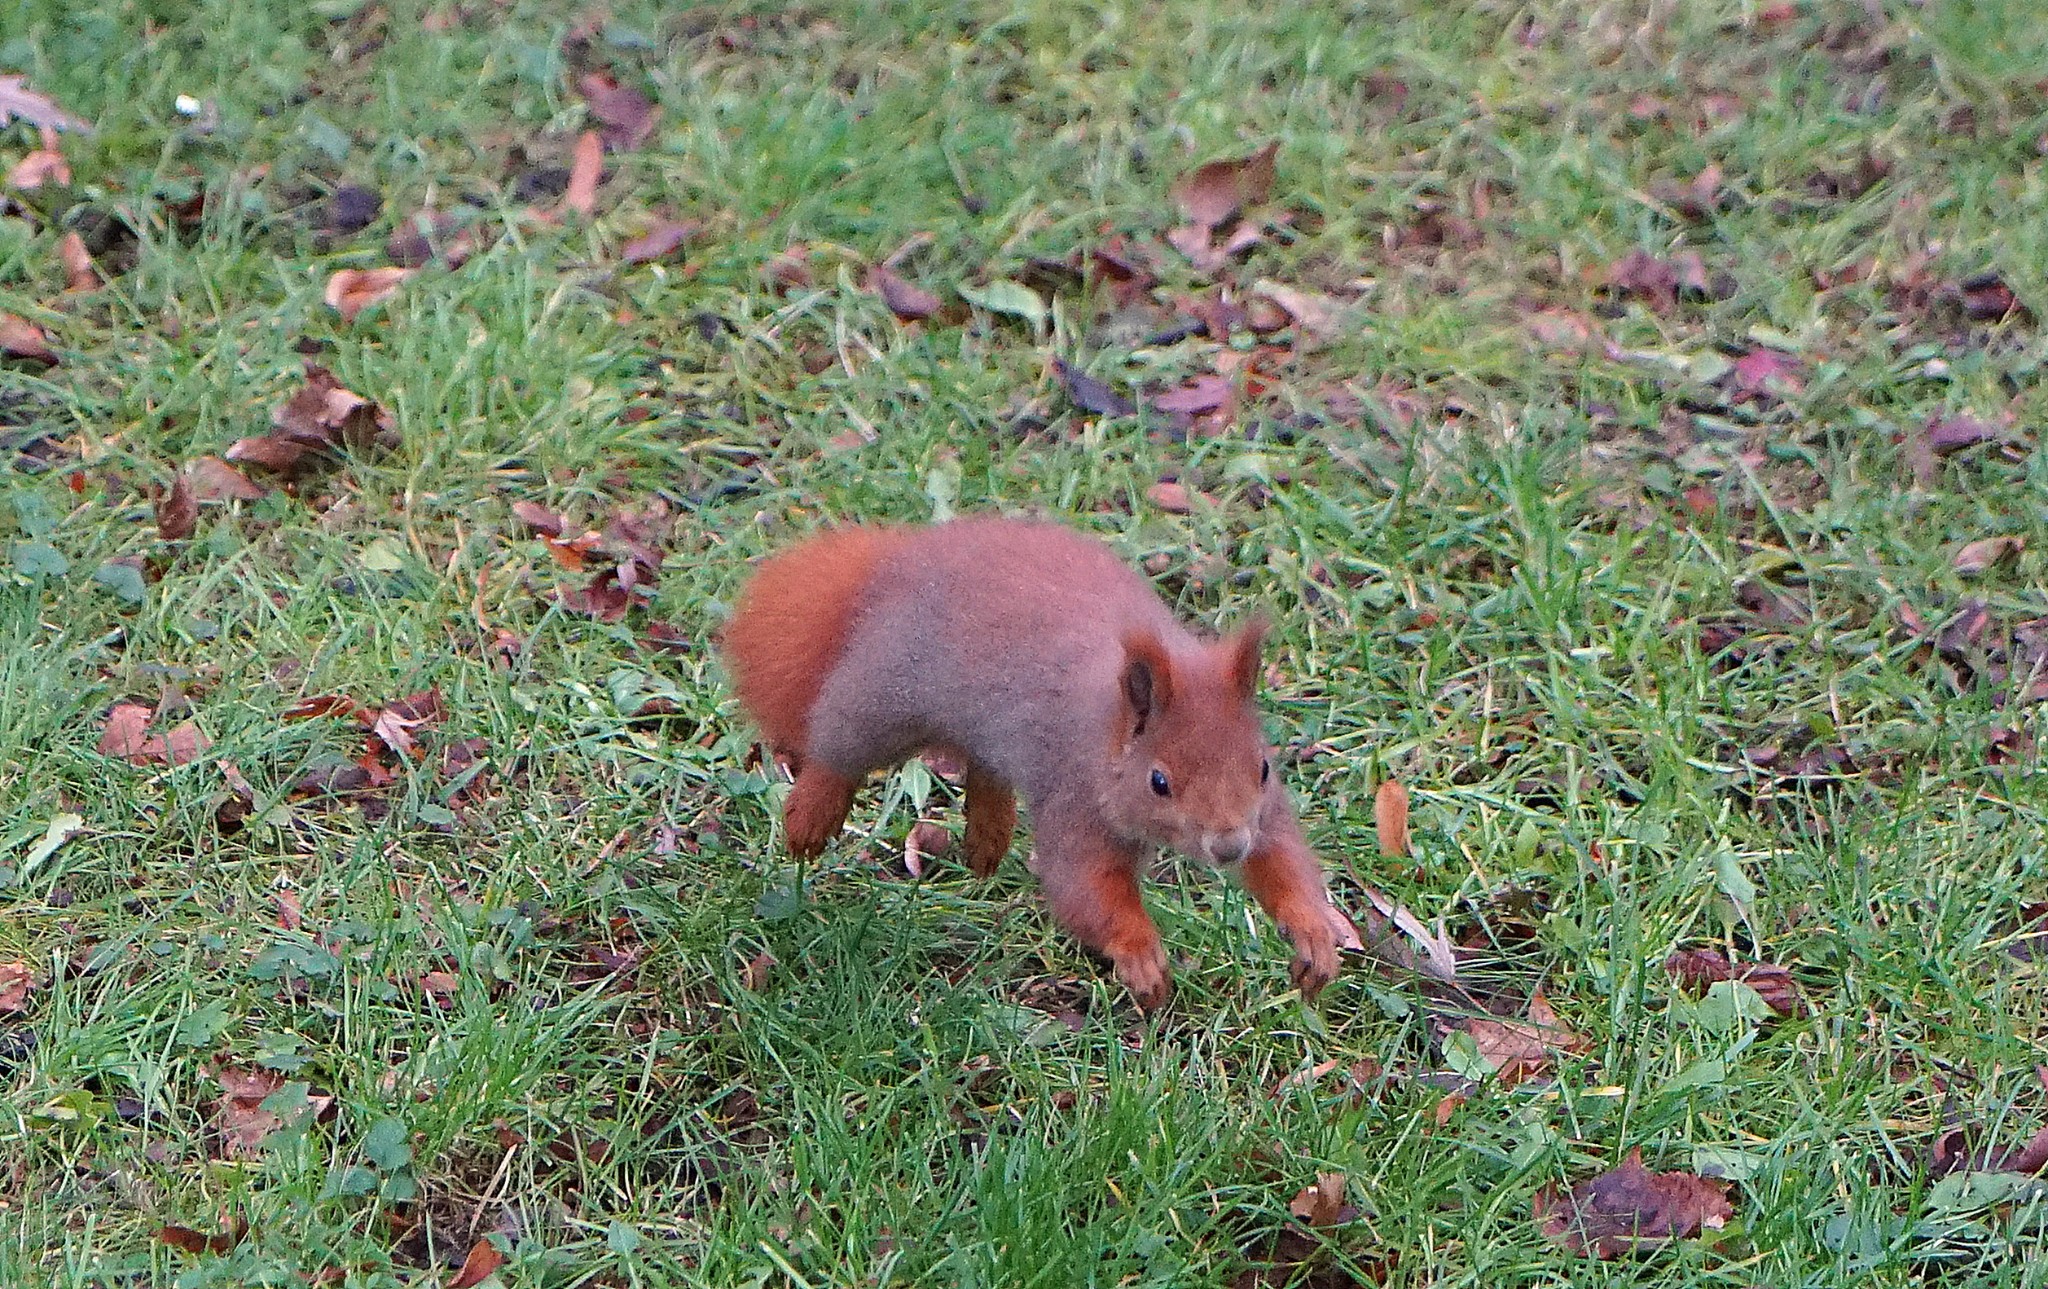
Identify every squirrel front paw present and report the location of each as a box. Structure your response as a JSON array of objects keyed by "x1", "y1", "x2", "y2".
[
  {"x1": 1111, "y1": 941, "x2": 1173, "y2": 1013},
  {"x1": 1287, "y1": 914, "x2": 1343, "y2": 1001}
]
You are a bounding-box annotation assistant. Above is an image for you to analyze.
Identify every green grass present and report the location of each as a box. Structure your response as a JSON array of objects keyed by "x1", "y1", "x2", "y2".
[{"x1": 4, "y1": 0, "x2": 2048, "y2": 1284}]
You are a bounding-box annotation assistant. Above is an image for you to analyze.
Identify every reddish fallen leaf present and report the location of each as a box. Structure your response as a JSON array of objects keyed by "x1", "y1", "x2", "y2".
[
  {"x1": 1959, "y1": 272, "x2": 2025, "y2": 322},
  {"x1": 1146, "y1": 480, "x2": 1193, "y2": 514},
  {"x1": 1164, "y1": 224, "x2": 1228, "y2": 275},
  {"x1": 0, "y1": 75, "x2": 90, "y2": 133},
  {"x1": 156, "y1": 1220, "x2": 248, "y2": 1255},
  {"x1": 228, "y1": 364, "x2": 396, "y2": 479},
  {"x1": 559, "y1": 568, "x2": 632, "y2": 621},
  {"x1": 620, "y1": 218, "x2": 703, "y2": 264},
  {"x1": 8, "y1": 136, "x2": 69, "y2": 190},
  {"x1": 1, "y1": 312, "x2": 57, "y2": 364},
  {"x1": 739, "y1": 950, "x2": 776, "y2": 992},
  {"x1": 1171, "y1": 141, "x2": 1279, "y2": 230},
  {"x1": 420, "y1": 969, "x2": 459, "y2": 1007},
  {"x1": 98, "y1": 703, "x2": 211, "y2": 767},
  {"x1": 1374, "y1": 781, "x2": 1411, "y2": 858},
  {"x1": 1933, "y1": 1123, "x2": 2048, "y2": 1178},
  {"x1": 1254, "y1": 281, "x2": 1342, "y2": 342},
  {"x1": 1955, "y1": 535, "x2": 2023, "y2": 576},
  {"x1": 1151, "y1": 374, "x2": 1231, "y2": 415},
  {"x1": 156, "y1": 472, "x2": 198, "y2": 541},
  {"x1": 185, "y1": 456, "x2": 268, "y2": 501},
  {"x1": 448, "y1": 1237, "x2": 507, "y2": 1289},
  {"x1": 1287, "y1": 1172, "x2": 1358, "y2": 1227},
  {"x1": 1536, "y1": 1149, "x2": 1732, "y2": 1258},
  {"x1": 1729, "y1": 347, "x2": 1802, "y2": 395},
  {"x1": 511, "y1": 500, "x2": 567, "y2": 536},
  {"x1": 323, "y1": 267, "x2": 411, "y2": 323},
  {"x1": 208, "y1": 1066, "x2": 286, "y2": 1159},
  {"x1": 642, "y1": 621, "x2": 692, "y2": 656},
  {"x1": 284, "y1": 694, "x2": 363, "y2": 722},
  {"x1": 870, "y1": 265, "x2": 942, "y2": 320},
  {"x1": 1664, "y1": 948, "x2": 1809, "y2": 1018},
  {"x1": 903, "y1": 820, "x2": 950, "y2": 877},
  {"x1": 56, "y1": 230, "x2": 99, "y2": 292},
  {"x1": 561, "y1": 130, "x2": 603, "y2": 218},
  {"x1": 578, "y1": 72, "x2": 659, "y2": 151},
  {"x1": 1444, "y1": 1002, "x2": 1587, "y2": 1086},
  {"x1": 0, "y1": 961, "x2": 31, "y2": 1013},
  {"x1": 274, "y1": 891, "x2": 303, "y2": 932}
]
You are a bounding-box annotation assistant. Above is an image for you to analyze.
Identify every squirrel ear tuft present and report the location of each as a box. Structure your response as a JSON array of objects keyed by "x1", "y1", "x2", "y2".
[
  {"x1": 1121, "y1": 631, "x2": 1175, "y2": 734},
  {"x1": 1228, "y1": 614, "x2": 1268, "y2": 697}
]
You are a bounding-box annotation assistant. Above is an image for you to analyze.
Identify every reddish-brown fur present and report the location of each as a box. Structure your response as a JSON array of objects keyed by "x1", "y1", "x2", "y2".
[
  {"x1": 718, "y1": 524, "x2": 909, "y2": 769},
  {"x1": 718, "y1": 516, "x2": 1358, "y2": 1010}
]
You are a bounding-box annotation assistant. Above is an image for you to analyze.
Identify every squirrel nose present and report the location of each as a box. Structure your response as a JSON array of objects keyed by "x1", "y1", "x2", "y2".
[{"x1": 1207, "y1": 828, "x2": 1254, "y2": 865}]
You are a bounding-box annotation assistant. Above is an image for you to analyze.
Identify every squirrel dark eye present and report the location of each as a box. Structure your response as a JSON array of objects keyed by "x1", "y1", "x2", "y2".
[
  {"x1": 1150, "y1": 769, "x2": 1171, "y2": 797},
  {"x1": 1260, "y1": 758, "x2": 1271, "y2": 785}
]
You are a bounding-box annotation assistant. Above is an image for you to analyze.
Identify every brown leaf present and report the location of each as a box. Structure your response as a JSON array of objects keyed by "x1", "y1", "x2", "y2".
[
  {"x1": 274, "y1": 891, "x2": 303, "y2": 932},
  {"x1": 0, "y1": 75, "x2": 91, "y2": 133},
  {"x1": 559, "y1": 568, "x2": 631, "y2": 622},
  {"x1": 1145, "y1": 481, "x2": 1193, "y2": 514},
  {"x1": 156, "y1": 472, "x2": 198, "y2": 541},
  {"x1": 230, "y1": 364, "x2": 396, "y2": 479},
  {"x1": 577, "y1": 72, "x2": 659, "y2": 151},
  {"x1": 1446, "y1": 1008, "x2": 1586, "y2": 1085},
  {"x1": 1288, "y1": 1172, "x2": 1358, "y2": 1228},
  {"x1": 1665, "y1": 948, "x2": 1808, "y2": 1018},
  {"x1": 156, "y1": 1220, "x2": 247, "y2": 1255},
  {"x1": 209, "y1": 1066, "x2": 286, "y2": 1159},
  {"x1": 1955, "y1": 535, "x2": 2023, "y2": 576},
  {"x1": 8, "y1": 140, "x2": 69, "y2": 190},
  {"x1": 511, "y1": 500, "x2": 568, "y2": 537},
  {"x1": 1535, "y1": 1149, "x2": 1732, "y2": 1258},
  {"x1": 322, "y1": 267, "x2": 411, "y2": 323},
  {"x1": 1151, "y1": 374, "x2": 1232, "y2": 415},
  {"x1": 904, "y1": 820, "x2": 951, "y2": 877},
  {"x1": 561, "y1": 130, "x2": 603, "y2": 219},
  {"x1": 1164, "y1": 224, "x2": 1228, "y2": 275},
  {"x1": 1373, "y1": 781, "x2": 1410, "y2": 857},
  {"x1": 57, "y1": 231, "x2": 98, "y2": 292},
  {"x1": 620, "y1": 219, "x2": 703, "y2": 265},
  {"x1": 1959, "y1": 272, "x2": 2026, "y2": 322},
  {"x1": 448, "y1": 1237, "x2": 506, "y2": 1289},
  {"x1": 1054, "y1": 358, "x2": 1135, "y2": 418},
  {"x1": 870, "y1": 265, "x2": 942, "y2": 320},
  {"x1": 740, "y1": 950, "x2": 777, "y2": 992},
  {"x1": 0, "y1": 961, "x2": 31, "y2": 1013},
  {"x1": 98, "y1": 703, "x2": 208, "y2": 766},
  {"x1": 0, "y1": 312, "x2": 57, "y2": 365},
  {"x1": 1170, "y1": 141, "x2": 1279, "y2": 231},
  {"x1": 1253, "y1": 281, "x2": 1343, "y2": 342},
  {"x1": 1729, "y1": 348, "x2": 1802, "y2": 395},
  {"x1": 184, "y1": 456, "x2": 268, "y2": 502}
]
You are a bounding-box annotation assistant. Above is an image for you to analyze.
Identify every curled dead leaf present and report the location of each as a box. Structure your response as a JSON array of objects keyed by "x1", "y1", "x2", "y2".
[
  {"x1": 98, "y1": 702, "x2": 211, "y2": 767},
  {"x1": 448, "y1": 1237, "x2": 507, "y2": 1289},
  {"x1": 6, "y1": 128, "x2": 69, "y2": 190},
  {"x1": 156, "y1": 472, "x2": 197, "y2": 541},
  {"x1": 740, "y1": 950, "x2": 777, "y2": 992},
  {"x1": 1955, "y1": 535, "x2": 2023, "y2": 576},
  {"x1": 185, "y1": 456, "x2": 268, "y2": 501},
  {"x1": 323, "y1": 267, "x2": 412, "y2": 323},
  {"x1": 57, "y1": 231, "x2": 98, "y2": 292},
  {"x1": 0, "y1": 961, "x2": 31, "y2": 1013},
  {"x1": 561, "y1": 130, "x2": 603, "y2": 218},
  {"x1": 1, "y1": 312, "x2": 56, "y2": 365},
  {"x1": 620, "y1": 218, "x2": 704, "y2": 265},
  {"x1": 1373, "y1": 781, "x2": 1410, "y2": 857},
  {"x1": 1170, "y1": 141, "x2": 1279, "y2": 231},
  {"x1": 156, "y1": 1220, "x2": 248, "y2": 1256},
  {"x1": 1287, "y1": 1171, "x2": 1357, "y2": 1227},
  {"x1": 577, "y1": 72, "x2": 659, "y2": 151},
  {"x1": 870, "y1": 265, "x2": 943, "y2": 321}
]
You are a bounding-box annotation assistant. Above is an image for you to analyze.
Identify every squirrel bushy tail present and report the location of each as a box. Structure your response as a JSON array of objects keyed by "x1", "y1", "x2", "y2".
[{"x1": 719, "y1": 524, "x2": 908, "y2": 768}]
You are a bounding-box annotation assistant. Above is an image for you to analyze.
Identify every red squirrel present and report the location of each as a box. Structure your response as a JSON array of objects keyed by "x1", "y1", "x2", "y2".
[{"x1": 719, "y1": 516, "x2": 1355, "y2": 1010}]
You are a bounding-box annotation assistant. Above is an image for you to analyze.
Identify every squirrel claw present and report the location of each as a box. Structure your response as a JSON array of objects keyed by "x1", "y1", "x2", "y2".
[
  {"x1": 1288, "y1": 921, "x2": 1341, "y2": 1001},
  {"x1": 1113, "y1": 945, "x2": 1173, "y2": 1013}
]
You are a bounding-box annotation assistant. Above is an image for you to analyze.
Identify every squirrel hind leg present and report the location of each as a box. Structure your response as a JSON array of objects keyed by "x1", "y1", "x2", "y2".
[
  {"x1": 962, "y1": 764, "x2": 1016, "y2": 879},
  {"x1": 784, "y1": 765, "x2": 858, "y2": 858}
]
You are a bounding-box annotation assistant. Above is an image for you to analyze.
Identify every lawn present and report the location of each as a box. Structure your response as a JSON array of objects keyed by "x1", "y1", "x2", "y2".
[{"x1": 4, "y1": 0, "x2": 2048, "y2": 1284}]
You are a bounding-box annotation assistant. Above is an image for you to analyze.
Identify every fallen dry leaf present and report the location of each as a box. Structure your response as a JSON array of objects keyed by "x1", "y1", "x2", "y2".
[
  {"x1": 0, "y1": 312, "x2": 56, "y2": 365},
  {"x1": 870, "y1": 265, "x2": 942, "y2": 321},
  {"x1": 56, "y1": 230, "x2": 98, "y2": 291},
  {"x1": 0, "y1": 961, "x2": 31, "y2": 1013},
  {"x1": 1287, "y1": 1172, "x2": 1358, "y2": 1228},
  {"x1": 98, "y1": 703, "x2": 211, "y2": 767},
  {"x1": 1171, "y1": 141, "x2": 1279, "y2": 231},
  {"x1": 1535, "y1": 1149, "x2": 1733, "y2": 1259},
  {"x1": 620, "y1": 218, "x2": 703, "y2": 265},
  {"x1": 7, "y1": 130, "x2": 69, "y2": 190},
  {"x1": 1374, "y1": 781, "x2": 1410, "y2": 858},
  {"x1": 1443, "y1": 1004, "x2": 1587, "y2": 1086},
  {"x1": 1955, "y1": 535, "x2": 2024, "y2": 576},
  {"x1": 1932, "y1": 1122, "x2": 2048, "y2": 1178},
  {"x1": 578, "y1": 72, "x2": 659, "y2": 151},
  {"x1": 156, "y1": 1220, "x2": 248, "y2": 1256},
  {"x1": 1146, "y1": 480, "x2": 1193, "y2": 514},
  {"x1": 1054, "y1": 358, "x2": 1135, "y2": 418},
  {"x1": 561, "y1": 130, "x2": 603, "y2": 218},
  {"x1": 323, "y1": 267, "x2": 412, "y2": 323},
  {"x1": 208, "y1": 1066, "x2": 288, "y2": 1159},
  {"x1": 0, "y1": 76, "x2": 88, "y2": 132},
  {"x1": 740, "y1": 950, "x2": 777, "y2": 992},
  {"x1": 1252, "y1": 280, "x2": 1343, "y2": 343},
  {"x1": 448, "y1": 1237, "x2": 507, "y2": 1289},
  {"x1": 1664, "y1": 948, "x2": 1809, "y2": 1018},
  {"x1": 184, "y1": 456, "x2": 269, "y2": 502},
  {"x1": 229, "y1": 364, "x2": 396, "y2": 479},
  {"x1": 1152, "y1": 374, "x2": 1231, "y2": 415},
  {"x1": 904, "y1": 820, "x2": 950, "y2": 877},
  {"x1": 1925, "y1": 415, "x2": 1995, "y2": 456},
  {"x1": 156, "y1": 472, "x2": 198, "y2": 541}
]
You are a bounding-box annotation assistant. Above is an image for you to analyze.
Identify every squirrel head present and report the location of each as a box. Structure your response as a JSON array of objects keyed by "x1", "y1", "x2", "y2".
[{"x1": 1104, "y1": 617, "x2": 1275, "y2": 866}]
